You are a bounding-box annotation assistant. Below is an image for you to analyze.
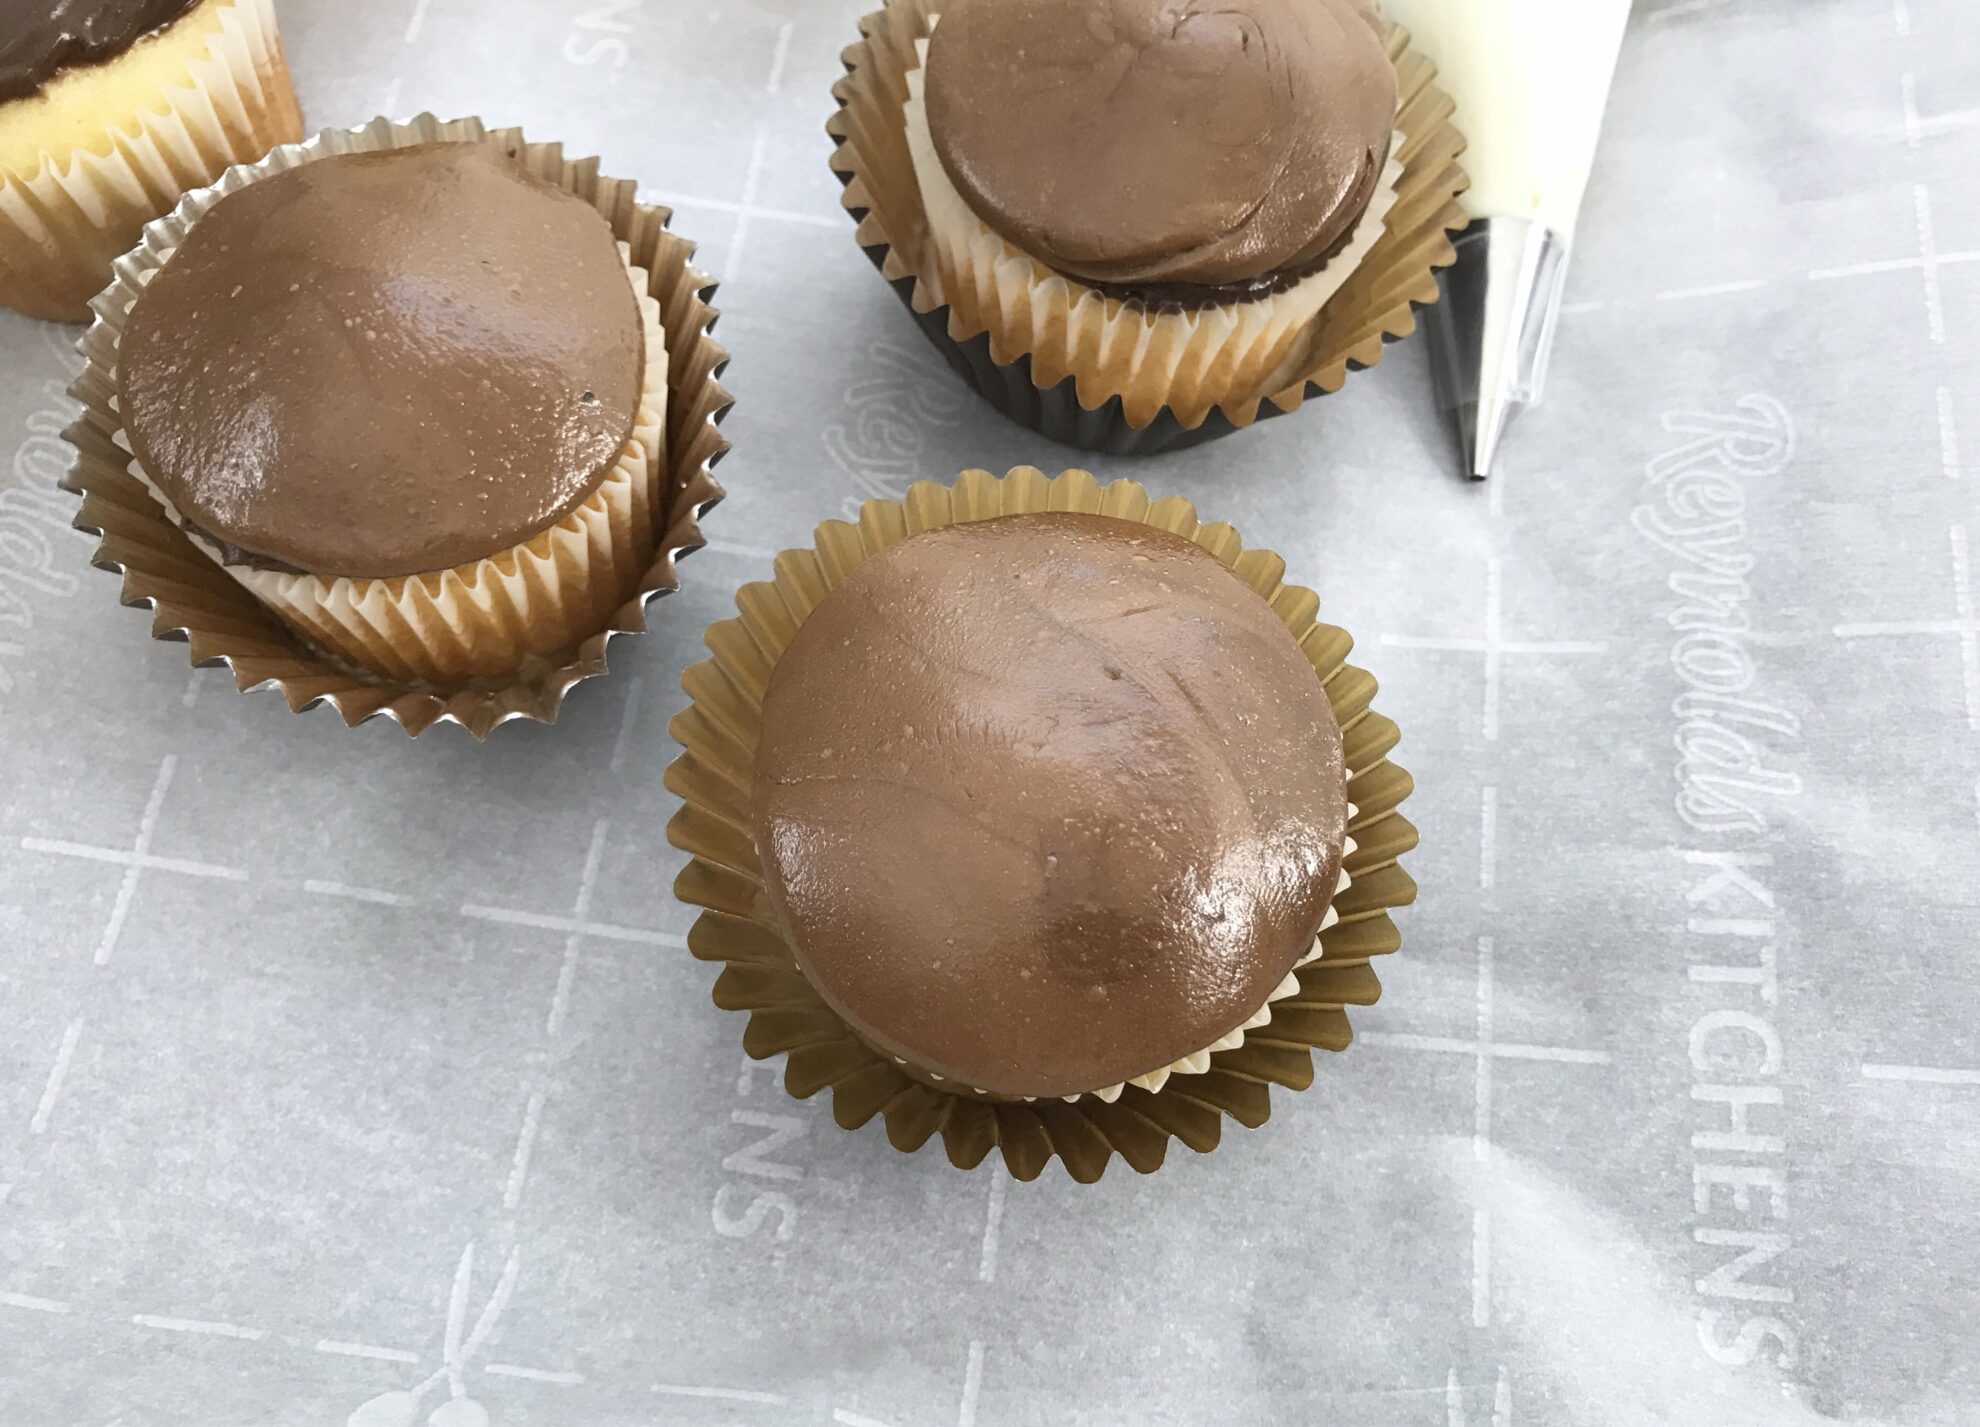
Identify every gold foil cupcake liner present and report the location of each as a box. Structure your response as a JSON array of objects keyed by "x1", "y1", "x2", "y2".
[
  {"x1": 666, "y1": 467, "x2": 1419, "y2": 1182},
  {"x1": 61, "y1": 114, "x2": 733, "y2": 738},
  {"x1": 828, "y1": 0, "x2": 1470, "y2": 456},
  {"x1": 0, "y1": 0, "x2": 303, "y2": 323}
]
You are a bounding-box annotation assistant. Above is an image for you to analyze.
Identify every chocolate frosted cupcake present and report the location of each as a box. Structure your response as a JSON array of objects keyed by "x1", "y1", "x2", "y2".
[
  {"x1": 0, "y1": 0, "x2": 303, "y2": 321},
  {"x1": 115, "y1": 141, "x2": 668, "y2": 686},
  {"x1": 751, "y1": 513, "x2": 1355, "y2": 1103},
  {"x1": 903, "y1": 0, "x2": 1401, "y2": 429}
]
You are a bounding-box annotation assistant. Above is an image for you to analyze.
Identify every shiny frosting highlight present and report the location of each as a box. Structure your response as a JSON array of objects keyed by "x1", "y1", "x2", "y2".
[
  {"x1": 752, "y1": 513, "x2": 1349, "y2": 1100},
  {"x1": 0, "y1": 0, "x2": 201, "y2": 102},
  {"x1": 924, "y1": 0, "x2": 1397, "y2": 293},
  {"x1": 119, "y1": 143, "x2": 645, "y2": 579}
]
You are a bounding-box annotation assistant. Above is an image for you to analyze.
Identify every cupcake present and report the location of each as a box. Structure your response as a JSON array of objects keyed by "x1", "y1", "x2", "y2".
[
  {"x1": 752, "y1": 512, "x2": 1357, "y2": 1102},
  {"x1": 0, "y1": 0, "x2": 303, "y2": 322},
  {"x1": 113, "y1": 141, "x2": 669, "y2": 688},
  {"x1": 830, "y1": 0, "x2": 1471, "y2": 455},
  {"x1": 671, "y1": 471, "x2": 1420, "y2": 1178},
  {"x1": 904, "y1": 0, "x2": 1399, "y2": 431}
]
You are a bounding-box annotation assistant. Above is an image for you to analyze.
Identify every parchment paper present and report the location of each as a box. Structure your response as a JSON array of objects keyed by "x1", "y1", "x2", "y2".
[{"x1": 3, "y1": 1, "x2": 1977, "y2": 1423}]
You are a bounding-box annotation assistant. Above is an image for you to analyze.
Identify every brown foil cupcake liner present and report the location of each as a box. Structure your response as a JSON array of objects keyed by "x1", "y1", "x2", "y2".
[
  {"x1": 0, "y1": 0, "x2": 303, "y2": 323},
  {"x1": 827, "y1": 2, "x2": 1471, "y2": 457},
  {"x1": 60, "y1": 115, "x2": 733, "y2": 739},
  {"x1": 666, "y1": 467, "x2": 1419, "y2": 1182}
]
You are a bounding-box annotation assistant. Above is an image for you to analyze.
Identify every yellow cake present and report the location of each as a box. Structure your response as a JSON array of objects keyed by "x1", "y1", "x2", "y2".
[{"x1": 0, "y1": 0, "x2": 302, "y2": 321}]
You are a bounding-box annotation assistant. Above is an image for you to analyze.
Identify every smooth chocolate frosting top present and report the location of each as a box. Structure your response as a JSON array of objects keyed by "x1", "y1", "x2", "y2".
[
  {"x1": 752, "y1": 513, "x2": 1349, "y2": 1100},
  {"x1": 0, "y1": 0, "x2": 201, "y2": 104},
  {"x1": 119, "y1": 143, "x2": 644, "y2": 580},
  {"x1": 925, "y1": 0, "x2": 1396, "y2": 292}
]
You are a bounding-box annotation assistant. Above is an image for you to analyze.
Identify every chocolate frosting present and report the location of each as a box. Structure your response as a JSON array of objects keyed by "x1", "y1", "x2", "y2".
[
  {"x1": 119, "y1": 143, "x2": 644, "y2": 580},
  {"x1": 925, "y1": 0, "x2": 1397, "y2": 292},
  {"x1": 0, "y1": 0, "x2": 201, "y2": 104},
  {"x1": 752, "y1": 513, "x2": 1349, "y2": 1100}
]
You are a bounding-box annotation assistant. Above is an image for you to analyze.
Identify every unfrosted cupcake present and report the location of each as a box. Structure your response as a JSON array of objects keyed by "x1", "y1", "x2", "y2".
[
  {"x1": 904, "y1": 0, "x2": 1399, "y2": 429},
  {"x1": 0, "y1": 0, "x2": 303, "y2": 321},
  {"x1": 115, "y1": 141, "x2": 668, "y2": 686},
  {"x1": 750, "y1": 512, "x2": 1355, "y2": 1102}
]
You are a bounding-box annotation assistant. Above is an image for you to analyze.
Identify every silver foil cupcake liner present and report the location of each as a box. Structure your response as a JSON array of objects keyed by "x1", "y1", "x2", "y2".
[{"x1": 60, "y1": 114, "x2": 732, "y2": 738}]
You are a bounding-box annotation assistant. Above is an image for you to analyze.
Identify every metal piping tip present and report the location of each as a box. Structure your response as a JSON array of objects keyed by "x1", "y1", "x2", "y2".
[{"x1": 1426, "y1": 218, "x2": 1572, "y2": 482}]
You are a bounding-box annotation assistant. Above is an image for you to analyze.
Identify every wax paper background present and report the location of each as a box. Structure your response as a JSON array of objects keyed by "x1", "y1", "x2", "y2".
[{"x1": 3, "y1": 1, "x2": 1978, "y2": 1424}]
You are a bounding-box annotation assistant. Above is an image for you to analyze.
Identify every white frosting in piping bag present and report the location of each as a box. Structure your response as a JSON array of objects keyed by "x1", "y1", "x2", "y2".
[{"x1": 1379, "y1": 0, "x2": 1631, "y2": 237}]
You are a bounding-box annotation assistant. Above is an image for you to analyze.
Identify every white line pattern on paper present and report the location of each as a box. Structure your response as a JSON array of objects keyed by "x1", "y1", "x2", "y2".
[
  {"x1": 1863, "y1": 1063, "x2": 1980, "y2": 1085},
  {"x1": 505, "y1": 1092, "x2": 547, "y2": 1213},
  {"x1": 1472, "y1": 1207, "x2": 1492, "y2": 1329},
  {"x1": 483, "y1": 1365, "x2": 583, "y2": 1385},
  {"x1": 29, "y1": 1019, "x2": 82, "y2": 1135},
  {"x1": 101, "y1": 755, "x2": 175, "y2": 965},
  {"x1": 978, "y1": 1171, "x2": 1008, "y2": 1284},
  {"x1": 456, "y1": 905, "x2": 683, "y2": 948},
  {"x1": 658, "y1": 1384, "x2": 791, "y2": 1405},
  {"x1": 1382, "y1": 559, "x2": 1607, "y2": 740},
  {"x1": 1357, "y1": 1033, "x2": 1611, "y2": 1065},
  {"x1": 610, "y1": 675, "x2": 645, "y2": 775},
  {"x1": 1834, "y1": 524, "x2": 1980, "y2": 729},
  {"x1": 1473, "y1": 939, "x2": 1495, "y2": 1326},
  {"x1": 305, "y1": 880, "x2": 415, "y2": 908},
  {"x1": 1806, "y1": 185, "x2": 1972, "y2": 343},
  {"x1": 644, "y1": 191, "x2": 840, "y2": 229},
  {"x1": 317, "y1": 1341, "x2": 421, "y2": 1365},
  {"x1": 1940, "y1": 386, "x2": 1961, "y2": 480},
  {"x1": 545, "y1": 821, "x2": 610, "y2": 1040},
  {"x1": 725, "y1": 129, "x2": 774, "y2": 284},
  {"x1": 1474, "y1": 938, "x2": 1495, "y2": 1167},
  {"x1": 1446, "y1": 1366, "x2": 1514, "y2": 1427},
  {"x1": 132, "y1": 1314, "x2": 269, "y2": 1341},
  {"x1": 959, "y1": 1341, "x2": 985, "y2": 1427},
  {"x1": 703, "y1": 537, "x2": 782, "y2": 561},
  {"x1": 766, "y1": 20, "x2": 795, "y2": 95},
  {"x1": 21, "y1": 840, "x2": 246, "y2": 882},
  {"x1": 1655, "y1": 278, "x2": 1768, "y2": 302},
  {"x1": 0, "y1": 1291, "x2": 71, "y2": 1314}
]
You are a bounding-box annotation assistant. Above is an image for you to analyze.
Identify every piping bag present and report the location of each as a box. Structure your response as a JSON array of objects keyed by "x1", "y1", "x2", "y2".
[{"x1": 1382, "y1": 0, "x2": 1633, "y2": 479}]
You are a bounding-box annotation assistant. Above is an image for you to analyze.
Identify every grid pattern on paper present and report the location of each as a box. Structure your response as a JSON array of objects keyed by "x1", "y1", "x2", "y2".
[{"x1": 3, "y1": 1, "x2": 1978, "y2": 1423}]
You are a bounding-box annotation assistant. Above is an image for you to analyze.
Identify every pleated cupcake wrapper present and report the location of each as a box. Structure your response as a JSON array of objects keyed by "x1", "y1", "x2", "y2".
[
  {"x1": 62, "y1": 114, "x2": 733, "y2": 738},
  {"x1": 828, "y1": 0, "x2": 1470, "y2": 456},
  {"x1": 666, "y1": 467, "x2": 1419, "y2": 1183},
  {"x1": 904, "y1": 40, "x2": 1404, "y2": 432},
  {"x1": 0, "y1": 0, "x2": 302, "y2": 322},
  {"x1": 115, "y1": 250, "x2": 670, "y2": 687}
]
